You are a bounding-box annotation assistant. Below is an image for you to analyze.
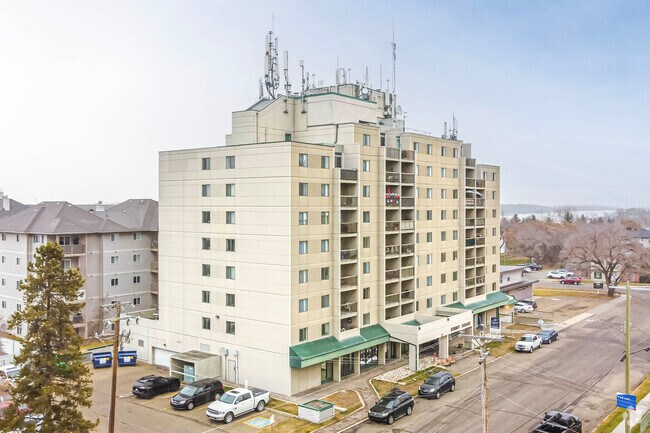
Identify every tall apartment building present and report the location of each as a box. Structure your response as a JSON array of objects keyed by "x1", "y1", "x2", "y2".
[
  {"x1": 0, "y1": 199, "x2": 159, "y2": 338},
  {"x1": 132, "y1": 77, "x2": 510, "y2": 396}
]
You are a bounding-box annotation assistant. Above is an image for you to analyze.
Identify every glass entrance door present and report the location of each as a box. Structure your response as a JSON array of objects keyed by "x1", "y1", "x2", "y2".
[{"x1": 320, "y1": 361, "x2": 333, "y2": 384}]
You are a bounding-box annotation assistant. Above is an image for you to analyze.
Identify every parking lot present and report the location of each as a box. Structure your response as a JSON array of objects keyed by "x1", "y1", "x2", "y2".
[{"x1": 86, "y1": 363, "x2": 292, "y2": 433}]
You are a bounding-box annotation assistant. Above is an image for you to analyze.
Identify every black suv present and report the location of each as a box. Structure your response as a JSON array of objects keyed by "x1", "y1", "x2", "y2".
[
  {"x1": 170, "y1": 378, "x2": 224, "y2": 410},
  {"x1": 418, "y1": 371, "x2": 456, "y2": 399},
  {"x1": 531, "y1": 411, "x2": 582, "y2": 433},
  {"x1": 519, "y1": 262, "x2": 543, "y2": 271},
  {"x1": 368, "y1": 390, "x2": 414, "y2": 425},
  {"x1": 133, "y1": 375, "x2": 181, "y2": 398}
]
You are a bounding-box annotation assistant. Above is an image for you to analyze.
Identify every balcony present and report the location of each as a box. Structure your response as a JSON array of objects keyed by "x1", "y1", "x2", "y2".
[
  {"x1": 476, "y1": 276, "x2": 485, "y2": 285},
  {"x1": 341, "y1": 197, "x2": 358, "y2": 208},
  {"x1": 61, "y1": 244, "x2": 85, "y2": 255},
  {"x1": 466, "y1": 198, "x2": 485, "y2": 207},
  {"x1": 476, "y1": 179, "x2": 485, "y2": 188},
  {"x1": 340, "y1": 169, "x2": 358, "y2": 181},
  {"x1": 385, "y1": 221, "x2": 399, "y2": 232},
  {"x1": 341, "y1": 249, "x2": 358, "y2": 261},
  {"x1": 400, "y1": 290, "x2": 415, "y2": 301},
  {"x1": 340, "y1": 302, "x2": 358, "y2": 318},
  {"x1": 386, "y1": 172, "x2": 400, "y2": 183},
  {"x1": 341, "y1": 276, "x2": 358, "y2": 288},
  {"x1": 465, "y1": 237, "x2": 485, "y2": 247},
  {"x1": 401, "y1": 150, "x2": 415, "y2": 161},
  {"x1": 151, "y1": 261, "x2": 159, "y2": 273},
  {"x1": 400, "y1": 220, "x2": 414, "y2": 231},
  {"x1": 385, "y1": 245, "x2": 400, "y2": 256},
  {"x1": 341, "y1": 222, "x2": 358, "y2": 235},
  {"x1": 466, "y1": 277, "x2": 475, "y2": 287},
  {"x1": 385, "y1": 293, "x2": 400, "y2": 308},
  {"x1": 401, "y1": 244, "x2": 415, "y2": 255},
  {"x1": 386, "y1": 148, "x2": 400, "y2": 159},
  {"x1": 401, "y1": 267, "x2": 415, "y2": 278},
  {"x1": 151, "y1": 282, "x2": 159, "y2": 293},
  {"x1": 386, "y1": 200, "x2": 400, "y2": 207},
  {"x1": 385, "y1": 269, "x2": 400, "y2": 281},
  {"x1": 401, "y1": 198, "x2": 415, "y2": 207},
  {"x1": 476, "y1": 256, "x2": 485, "y2": 265},
  {"x1": 401, "y1": 174, "x2": 415, "y2": 183},
  {"x1": 466, "y1": 179, "x2": 476, "y2": 187},
  {"x1": 151, "y1": 240, "x2": 158, "y2": 251},
  {"x1": 466, "y1": 218, "x2": 475, "y2": 227},
  {"x1": 466, "y1": 258, "x2": 475, "y2": 267},
  {"x1": 466, "y1": 158, "x2": 476, "y2": 167}
]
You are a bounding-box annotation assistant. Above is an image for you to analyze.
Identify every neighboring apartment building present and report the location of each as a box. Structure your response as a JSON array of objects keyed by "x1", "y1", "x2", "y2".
[
  {"x1": 0, "y1": 199, "x2": 158, "y2": 338},
  {"x1": 131, "y1": 77, "x2": 508, "y2": 396}
]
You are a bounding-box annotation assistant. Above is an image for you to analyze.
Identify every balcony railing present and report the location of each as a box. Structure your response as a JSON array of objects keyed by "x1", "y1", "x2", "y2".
[
  {"x1": 401, "y1": 244, "x2": 415, "y2": 255},
  {"x1": 340, "y1": 169, "x2": 358, "y2": 181},
  {"x1": 400, "y1": 291, "x2": 415, "y2": 301},
  {"x1": 401, "y1": 267, "x2": 415, "y2": 278},
  {"x1": 341, "y1": 197, "x2": 358, "y2": 207},
  {"x1": 341, "y1": 249, "x2": 358, "y2": 261},
  {"x1": 466, "y1": 258, "x2": 475, "y2": 267},
  {"x1": 466, "y1": 179, "x2": 476, "y2": 187},
  {"x1": 466, "y1": 218, "x2": 475, "y2": 227},
  {"x1": 385, "y1": 221, "x2": 399, "y2": 232},
  {"x1": 386, "y1": 148, "x2": 400, "y2": 159},
  {"x1": 401, "y1": 174, "x2": 415, "y2": 183},
  {"x1": 466, "y1": 277, "x2": 475, "y2": 287},
  {"x1": 476, "y1": 237, "x2": 485, "y2": 246},
  {"x1": 386, "y1": 172, "x2": 400, "y2": 183},
  {"x1": 476, "y1": 256, "x2": 485, "y2": 265},
  {"x1": 341, "y1": 222, "x2": 358, "y2": 234},
  {"x1": 476, "y1": 179, "x2": 485, "y2": 188},
  {"x1": 466, "y1": 158, "x2": 476, "y2": 167},
  {"x1": 465, "y1": 237, "x2": 485, "y2": 247},
  {"x1": 385, "y1": 269, "x2": 400, "y2": 281},
  {"x1": 385, "y1": 245, "x2": 400, "y2": 256},
  {"x1": 340, "y1": 302, "x2": 358, "y2": 317},
  {"x1": 402, "y1": 198, "x2": 415, "y2": 207},
  {"x1": 151, "y1": 240, "x2": 158, "y2": 250},
  {"x1": 476, "y1": 218, "x2": 485, "y2": 226},
  {"x1": 151, "y1": 262, "x2": 159, "y2": 272},
  {"x1": 400, "y1": 220, "x2": 414, "y2": 230},
  {"x1": 341, "y1": 276, "x2": 358, "y2": 287},
  {"x1": 385, "y1": 293, "x2": 400, "y2": 307},
  {"x1": 151, "y1": 282, "x2": 159, "y2": 293},
  {"x1": 401, "y1": 150, "x2": 415, "y2": 161},
  {"x1": 476, "y1": 276, "x2": 485, "y2": 285},
  {"x1": 386, "y1": 200, "x2": 400, "y2": 207},
  {"x1": 466, "y1": 198, "x2": 485, "y2": 207},
  {"x1": 61, "y1": 244, "x2": 85, "y2": 255}
]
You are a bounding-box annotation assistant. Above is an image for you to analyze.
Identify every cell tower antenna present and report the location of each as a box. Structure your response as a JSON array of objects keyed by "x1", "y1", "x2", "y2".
[
  {"x1": 443, "y1": 121, "x2": 448, "y2": 139},
  {"x1": 283, "y1": 50, "x2": 291, "y2": 113},
  {"x1": 263, "y1": 30, "x2": 280, "y2": 98},
  {"x1": 379, "y1": 64, "x2": 382, "y2": 90},
  {"x1": 364, "y1": 66, "x2": 369, "y2": 87},
  {"x1": 299, "y1": 59, "x2": 306, "y2": 113},
  {"x1": 391, "y1": 19, "x2": 397, "y2": 119}
]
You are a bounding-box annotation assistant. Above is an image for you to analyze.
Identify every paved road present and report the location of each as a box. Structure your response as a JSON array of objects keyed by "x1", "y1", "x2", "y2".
[{"x1": 351, "y1": 292, "x2": 650, "y2": 433}]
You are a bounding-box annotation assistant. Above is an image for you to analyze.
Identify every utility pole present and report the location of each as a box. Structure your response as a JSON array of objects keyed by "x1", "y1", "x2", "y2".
[
  {"x1": 625, "y1": 282, "x2": 631, "y2": 433},
  {"x1": 108, "y1": 301, "x2": 121, "y2": 433},
  {"x1": 460, "y1": 333, "x2": 503, "y2": 433}
]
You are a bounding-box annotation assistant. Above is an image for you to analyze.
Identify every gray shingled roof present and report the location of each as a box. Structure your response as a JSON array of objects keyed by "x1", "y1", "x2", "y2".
[
  {"x1": 634, "y1": 228, "x2": 650, "y2": 239},
  {"x1": 0, "y1": 199, "x2": 28, "y2": 218},
  {"x1": 0, "y1": 200, "x2": 157, "y2": 234}
]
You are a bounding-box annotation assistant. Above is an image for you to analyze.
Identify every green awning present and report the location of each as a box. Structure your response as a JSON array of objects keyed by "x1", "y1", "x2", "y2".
[
  {"x1": 289, "y1": 324, "x2": 390, "y2": 368},
  {"x1": 443, "y1": 292, "x2": 516, "y2": 315}
]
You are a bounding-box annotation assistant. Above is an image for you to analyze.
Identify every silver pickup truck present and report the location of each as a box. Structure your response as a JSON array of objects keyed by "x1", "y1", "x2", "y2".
[{"x1": 206, "y1": 387, "x2": 270, "y2": 423}]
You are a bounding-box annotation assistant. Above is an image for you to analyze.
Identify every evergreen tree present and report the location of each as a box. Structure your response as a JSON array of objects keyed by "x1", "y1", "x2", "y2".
[{"x1": 0, "y1": 243, "x2": 98, "y2": 433}]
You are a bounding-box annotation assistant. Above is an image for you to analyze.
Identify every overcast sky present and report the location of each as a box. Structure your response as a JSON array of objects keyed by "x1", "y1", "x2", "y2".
[{"x1": 1, "y1": 1, "x2": 648, "y2": 208}]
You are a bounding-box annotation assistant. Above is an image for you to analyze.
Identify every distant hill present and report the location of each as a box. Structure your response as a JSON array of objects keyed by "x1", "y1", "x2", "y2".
[{"x1": 501, "y1": 204, "x2": 617, "y2": 217}]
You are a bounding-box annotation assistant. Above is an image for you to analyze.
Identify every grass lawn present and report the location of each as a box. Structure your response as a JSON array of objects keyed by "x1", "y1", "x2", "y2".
[
  {"x1": 500, "y1": 255, "x2": 529, "y2": 266},
  {"x1": 506, "y1": 323, "x2": 540, "y2": 331},
  {"x1": 267, "y1": 398, "x2": 299, "y2": 415},
  {"x1": 485, "y1": 336, "x2": 518, "y2": 357},
  {"x1": 371, "y1": 366, "x2": 445, "y2": 397},
  {"x1": 260, "y1": 402, "x2": 363, "y2": 433},
  {"x1": 321, "y1": 390, "x2": 361, "y2": 409},
  {"x1": 533, "y1": 288, "x2": 606, "y2": 298},
  {"x1": 594, "y1": 374, "x2": 650, "y2": 433}
]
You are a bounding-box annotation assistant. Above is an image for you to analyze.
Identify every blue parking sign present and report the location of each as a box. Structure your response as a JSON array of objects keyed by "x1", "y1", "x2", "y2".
[{"x1": 617, "y1": 393, "x2": 636, "y2": 410}]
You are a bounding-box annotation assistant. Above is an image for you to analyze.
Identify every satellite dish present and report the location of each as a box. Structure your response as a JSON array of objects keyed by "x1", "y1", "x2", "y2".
[
  {"x1": 396, "y1": 105, "x2": 403, "y2": 115},
  {"x1": 361, "y1": 86, "x2": 369, "y2": 95}
]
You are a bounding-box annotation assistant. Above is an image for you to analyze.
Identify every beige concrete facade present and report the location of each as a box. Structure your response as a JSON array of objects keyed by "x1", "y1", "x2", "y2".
[{"x1": 133, "y1": 84, "x2": 502, "y2": 396}]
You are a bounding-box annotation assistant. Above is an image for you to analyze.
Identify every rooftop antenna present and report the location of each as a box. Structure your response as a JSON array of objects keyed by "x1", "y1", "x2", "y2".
[
  {"x1": 263, "y1": 31, "x2": 280, "y2": 98},
  {"x1": 450, "y1": 114, "x2": 458, "y2": 140},
  {"x1": 283, "y1": 50, "x2": 291, "y2": 112},
  {"x1": 442, "y1": 121, "x2": 448, "y2": 139},
  {"x1": 391, "y1": 19, "x2": 397, "y2": 119},
  {"x1": 258, "y1": 77, "x2": 264, "y2": 100},
  {"x1": 299, "y1": 59, "x2": 306, "y2": 113},
  {"x1": 364, "y1": 66, "x2": 369, "y2": 87}
]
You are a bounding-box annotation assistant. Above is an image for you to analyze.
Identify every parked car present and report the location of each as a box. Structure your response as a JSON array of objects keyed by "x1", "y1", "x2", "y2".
[
  {"x1": 546, "y1": 271, "x2": 565, "y2": 279},
  {"x1": 0, "y1": 364, "x2": 21, "y2": 381},
  {"x1": 531, "y1": 411, "x2": 582, "y2": 432},
  {"x1": 519, "y1": 298, "x2": 538, "y2": 310},
  {"x1": 418, "y1": 371, "x2": 456, "y2": 399},
  {"x1": 368, "y1": 390, "x2": 414, "y2": 425},
  {"x1": 537, "y1": 329, "x2": 559, "y2": 344},
  {"x1": 132, "y1": 375, "x2": 181, "y2": 398},
  {"x1": 515, "y1": 334, "x2": 542, "y2": 352},
  {"x1": 206, "y1": 387, "x2": 270, "y2": 423},
  {"x1": 560, "y1": 276, "x2": 582, "y2": 285},
  {"x1": 514, "y1": 302, "x2": 534, "y2": 313},
  {"x1": 170, "y1": 378, "x2": 224, "y2": 410},
  {"x1": 519, "y1": 262, "x2": 543, "y2": 271}
]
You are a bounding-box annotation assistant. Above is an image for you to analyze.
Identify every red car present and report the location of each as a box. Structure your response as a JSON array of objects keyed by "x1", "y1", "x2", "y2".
[{"x1": 560, "y1": 276, "x2": 582, "y2": 285}]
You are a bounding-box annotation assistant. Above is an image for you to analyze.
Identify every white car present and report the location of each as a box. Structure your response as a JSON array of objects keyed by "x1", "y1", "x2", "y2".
[
  {"x1": 515, "y1": 334, "x2": 542, "y2": 352},
  {"x1": 514, "y1": 302, "x2": 534, "y2": 313},
  {"x1": 547, "y1": 270, "x2": 574, "y2": 279}
]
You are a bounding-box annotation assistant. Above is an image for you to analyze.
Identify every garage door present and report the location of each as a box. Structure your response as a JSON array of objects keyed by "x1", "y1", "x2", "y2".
[{"x1": 153, "y1": 347, "x2": 176, "y2": 368}]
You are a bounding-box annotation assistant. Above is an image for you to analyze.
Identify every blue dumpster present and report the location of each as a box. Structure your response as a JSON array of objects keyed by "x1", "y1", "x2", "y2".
[
  {"x1": 92, "y1": 352, "x2": 113, "y2": 369},
  {"x1": 117, "y1": 350, "x2": 137, "y2": 366}
]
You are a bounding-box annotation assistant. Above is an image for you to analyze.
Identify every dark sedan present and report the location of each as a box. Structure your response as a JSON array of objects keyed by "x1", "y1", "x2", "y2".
[
  {"x1": 418, "y1": 371, "x2": 456, "y2": 399},
  {"x1": 170, "y1": 378, "x2": 224, "y2": 410},
  {"x1": 537, "y1": 329, "x2": 559, "y2": 344},
  {"x1": 132, "y1": 375, "x2": 181, "y2": 398}
]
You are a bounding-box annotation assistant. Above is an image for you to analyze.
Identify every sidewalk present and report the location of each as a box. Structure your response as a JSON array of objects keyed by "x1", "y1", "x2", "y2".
[{"x1": 611, "y1": 392, "x2": 650, "y2": 432}]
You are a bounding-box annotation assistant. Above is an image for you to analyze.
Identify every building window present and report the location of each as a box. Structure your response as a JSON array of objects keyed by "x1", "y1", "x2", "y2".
[
  {"x1": 15, "y1": 327, "x2": 21, "y2": 336},
  {"x1": 453, "y1": 189, "x2": 458, "y2": 199},
  {"x1": 453, "y1": 251, "x2": 458, "y2": 260},
  {"x1": 321, "y1": 239, "x2": 329, "y2": 252},
  {"x1": 299, "y1": 183, "x2": 308, "y2": 196},
  {"x1": 202, "y1": 317, "x2": 211, "y2": 330},
  {"x1": 453, "y1": 168, "x2": 458, "y2": 178},
  {"x1": 16, "y1": 258, "x2": 20, "y2": 265},
  {"x1": 32, "y1": 234, "x2": 43, "y2": 243},
  {"x1": 427, "y1": 298, "x2": 433, "y2": 308},
  {"x1": 321, "y1": 184, "x2": 330, "y2": 197},
  {"x1": 483, "y1": 171, "x2": 488, "y2": 180},
  {"x1": 202, "y1": 237, "x2": 211, "y2": 250},
  {"x1": 132, "y1": 254, "x2": 141, "y2": 262},
  {"x1": 298, "y1": 153, "x2": 308, "y2": 167},
  {"x1": 0, "y1": 234, "x2": 5, "y2": 241},
  {"x1": 61, "y1": 259, "x2": 71, "y2": 270},
  {"x1": 453, "y1": 209, "x2": 459, "y2": 219},
  {"x1": 441, "y1": 146, "x2": 447, "y2": 157},
  {"x1": 441, "y1": 189, "x2": 447, "y2": 199},
  {"x1": 299, "y1": 269, "x2": 308, "y2": 283},
  {"x1": 427, "y1": 254, "x2": 433, "y2": 264},
  {"x1": 492, "y1": 246, "x2": 497, "y2": 254},
  {"x1": 493, "y1": 172, "x2": 497, "y2": 181},
  {"x1": 492, "y1": 209, "x2": 497, "y2": 218},
  {"x1": 110, "y1": 233, "x2": 119, "y2": 242},
  {"x1": 453, "y1": 271, "x2": 458, "y2": 281},
  {"x1": 110, "y1": 255, "x2": 119, "y2": 264},
  {"x1": 202, "y1": 264, "x2": 211, "y2": 277},
  {"x1": 426, "y1": 188, "x2": 432, "y2": 199},
  {"x1": 363, "y1": 134, "x2": 371, "y2": 146},
  {"x1": 226, "y1": 293, "x2": 235, "y2": 307},
  {"x1": 441, "y1": 294, "x2": 447, "y2": 305},
  {"x1": 363, "y1": 262, "x2": 370, "y2": 274},
  {"x1": 226, "y1": 239, "x2": 235, "y2": 252},
  {"x1": 441, "y1": 210, "x2": 447, "y2": 220},
  {"x1": 201, "y1": 184, "x2": 211, "y2": 197},
  {"x1": 202, "y1": 211, "x2": 211, "y2": 223},
  {"x1": 453, "y1": 291, "x2": 458, "y2": 301},
  {"x1": 299, "y1": 241, "x2": 308, "y2": 254},
  {"x1": 441, "y1": 231, "x2": 447, "y2": 242},
  {"x1": 441, "y1": 273, "x2": 447, "y2": 284},
  {"x1": 0, "y1": 300, "x2": 5, "y2": 307},
  {"x1": 441, "y1": 252, "x2": 446, "y2": 262},
  {"x1": 133, "y1": 276, "x2": 141, "y2": 284},
  {"x1": 133, "y1": 297, "x2": 141, "y2": 306},
  {"x1": 363, "y1": 211, "x2": 370, "y2": 223},
  {"x1": 492, "y1": 282, "x2": 497, "y2": 291},
  {"x1": 321, "y1": 212, "x2": 329, "y2": 224},
  {"x1": 321, "y1": 155, "x2": 330, "y2": 169},
  {"x1": 202, "y1": 157, "x2": 211, "y2": 170},
  {"x1": 427, "y1": 276, "x2": 432, "y2": 286},
  {"x1": 453, "y1": 148, "x2": 459, "y2": 158},
  {"x1": 453, "y1": 230, "x2": 458, "y2": 240},
  {"x1": 363, "y1": 185, "x2": 370, "y2": 197},
  {"x1": 226, "y1": 184, "x2": 235, "y2": 197},
  {"x1": 594, "y1": 271, "x2": 603, "y2": 279},
  {"x1": 363, "y1": 237, "x2": 370, "y2": 248},
  {"x1": 492, "y1": 227, "x2": 497, "y2": 236},
  {"x1": 427, "y1": 144, "x2": 432, "y2": 154},
  {"x1": 226, "y1": 211, "x2": 235, "y2": 224},
  {"x1": 299, "y1": 327, "x2": 308, "y2": 342},
  {"x1": 441, "y1": 167, "x2": 447, "y2": 178},
  {"x1": 492, "y1": 264, "x2": 497, "y2": 272},
  {"x1": 226, "y1": 321, "x2": 236, "y2": 335},
  {"x1": 363, "y1": 287, "x2": 370, "y2": 299},
  {"x1": 427, "y1": 232, "x2": 433, "y2": 243},
  {"x1": 427, "y1": 210, "x2": 432, "y2": 220},
  {"x1": 321, "y1": 267, "x2": 329, "y2": 280},
  {"x1": 0, "y1": 256, "x2": 4, "y2": 263},
  {"x1": 427, "y1": 166, "x2": 432, "y2": 177},
  {"x1": 226, "y1": 266, "x2": 235, "y2": 280},
  {"x1": 363, "y1": 313, "x2": 370, "y2": 326},
  {"x1": 414, "y1": 142, "x2": 419, "y2": 152},
  {"x1": 226, "y1": 156, "x2": 235, "y2": 169},
  {"x1": 133, "y1": 232, "x2": 141, "y2": 241},
  {"x1": 363, "y1": 160, "x2": 370, "y2": 172},
  {"x1": 321, "y1": 295, "x2": 330, "y2": 308},
  {"x1": 299, "y1": 298, "x2": 308, "y2": 313},
  {"x1": 110, "y1": 278, "x2": 118, "y2": 286},
  {"x1": 321, "y1": 323, "x2": 330, "y2": 336}
]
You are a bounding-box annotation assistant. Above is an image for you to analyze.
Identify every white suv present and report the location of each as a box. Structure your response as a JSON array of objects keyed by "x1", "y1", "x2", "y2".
[{"x1": 515, "y1": 334, "x2": 542, "y2": 353}]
